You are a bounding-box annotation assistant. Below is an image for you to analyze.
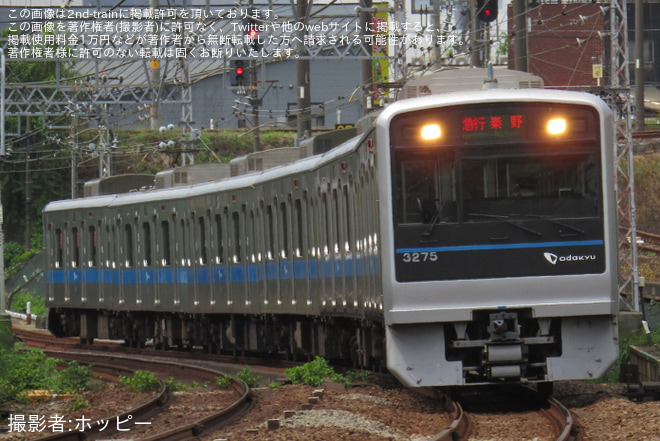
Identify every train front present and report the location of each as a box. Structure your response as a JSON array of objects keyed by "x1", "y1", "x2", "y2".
[{"x1": 377, "y1": 90, "x2": 619, "y2": 387}]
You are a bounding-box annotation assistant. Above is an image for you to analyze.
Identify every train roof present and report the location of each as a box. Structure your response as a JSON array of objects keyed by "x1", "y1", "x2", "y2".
[
  {"x1": 380, "y1": 88, "x2": 611, "y2": 122},
  {"x1": 43, "y1": 134, "x2": 364, "y2": 213}
]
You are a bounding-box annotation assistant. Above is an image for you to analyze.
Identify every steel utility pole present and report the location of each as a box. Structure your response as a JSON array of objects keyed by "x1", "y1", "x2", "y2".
[
  {"x1": 296, "y1": 0, "x2": 312, "y2": 140},
  {"x1": 634, "y1": 0, "x2": 645, "y2": 130}
]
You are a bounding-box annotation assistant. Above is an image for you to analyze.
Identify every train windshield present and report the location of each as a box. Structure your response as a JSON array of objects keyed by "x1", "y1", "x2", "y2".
[{"x1": 390, "y1": 102, "x2": 602, "y2": 226}]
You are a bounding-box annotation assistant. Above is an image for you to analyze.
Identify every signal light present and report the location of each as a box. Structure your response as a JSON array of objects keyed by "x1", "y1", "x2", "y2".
[
  {"x1": 477, "y1": 0, "x2": 498, "y2": 23},
  {"x1": 243, "y1": 9, "x2": 262, "y2": 52},
  {"x1": 233, "y1": 60, "x2": 245, "y2": 87}
]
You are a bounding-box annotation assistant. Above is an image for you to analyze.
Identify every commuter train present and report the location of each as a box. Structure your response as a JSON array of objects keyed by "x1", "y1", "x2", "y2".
[{"x1": 44, "y1": 88, "x2": 619, "y2": 387}]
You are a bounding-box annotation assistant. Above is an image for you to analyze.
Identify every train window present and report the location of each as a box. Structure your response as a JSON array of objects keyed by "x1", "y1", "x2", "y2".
[
  {"x1": 142, "y1": 222, "x2": 152, "y2": 267},
  {"x1": 180, "y1": 219, "x2": 189, "y2": 266},
  {"x1": 198, "y1": 216, "x2": 207, "y2": 265},
  {"x1": 343, "y1": 185, "x2": 352, "y2": 252},
  {"x1": 294, "y1": 199, "x2": 303, "y2": 258},
  {"x1": 266, "y1": 205, "x2": 275, "y2": 260},
  {"x1": 333, "y1": 189, "x2": 340, "y2": 254},
  {"x1": 215, "y1": 214, "x2": 224, "y2": 264},
  {"x1": 71, "y1": 227, "x2": 80, "y2": 268},
  {"x1": 160, "y1": 221, "x2": 171, "y2": 266},
  {"x1": 232, "y1": 210, "x2": 242, "y2": 263},
  {"x1": 55, "y1": 228, "x2": 63, "y2": 268},
  {"x1": 280, "y1": 202, "x2": 289, "y2": 259},
  {"x1": 88, "y1": 226, "x2": 97, "y2": 267},
  {"x1": 124, "y1": 224, "x2": 134, "y2": 268},
  {"x1": 323, "y1": 192, "x2": 331, "y2": 256}
]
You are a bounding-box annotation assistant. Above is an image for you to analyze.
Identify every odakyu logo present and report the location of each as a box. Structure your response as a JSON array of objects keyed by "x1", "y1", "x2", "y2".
[{"x1": 544, "y1": 252, "x2": 596, "y2": 265}]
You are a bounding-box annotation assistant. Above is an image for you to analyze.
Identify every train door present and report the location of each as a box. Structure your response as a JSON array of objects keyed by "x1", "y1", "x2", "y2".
[
  {"x1": 279, "y1": 198, "x2": 294, "y2": 310},
  {"x1": 212, "y1": 210, "x2": 228, "y2": 309},
  {"x1": 121, "y1": 220, "x2": 137, "y2": 309},
  {"x1": 84, "y1": 222, "x2": 100, "y2": 307},
  {"x1": 138, "y1": 219, "x2": 156, "y2": 308},
  {"x1": 265, "y1": 202, "x2": 279, "y2": 310},
  {"x1": 175, "y1": 217, "x2": 194, "y2": 310},
  {"x1": 292, "y1": 195, "x2": 309, "y2": 313},
  {"x1": 228, "y1": 205, "x2": 247, "y2": 311},
  {"x1": 195, "y1": 213, "x2": 210, "y2": 309}
]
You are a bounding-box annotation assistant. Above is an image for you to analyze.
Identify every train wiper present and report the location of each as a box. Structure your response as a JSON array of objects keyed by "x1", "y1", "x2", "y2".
[
  {"x1": 507, "y1": 213, "x2": 585, "y2": 237},
  {"x1": 422, "y1": 207, "x2": 442, "y2": 237},
  {"x1": 468, "y1": 213, "x2": 543, "y2": 237}
]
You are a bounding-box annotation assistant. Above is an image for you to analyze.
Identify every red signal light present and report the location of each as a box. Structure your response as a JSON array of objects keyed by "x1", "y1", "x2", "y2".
[
  {"x1": 248, "y1": 28, "x2": 258, "y2": 38},
  {"x1": 235, "y1": 66, "x2": 244, "y2": 75}
]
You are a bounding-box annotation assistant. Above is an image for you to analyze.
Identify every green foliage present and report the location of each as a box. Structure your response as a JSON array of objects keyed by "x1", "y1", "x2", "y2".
[
  {"x1": 119, "y1": 370, "x2": 160, "y2": 392},
  {"x1": 269, "y1": 382, "x2": 283, "y2": 388},
  {"x1": 0, "y1": 344, "x2": 83, "y2": 403},
  {"x1": 10, "y1": 291, "x2": 47, "y2": 316},
  {"x1": 67, "y1": 397, "x2": 89, "y2": 412},
  {"x1": 237, "y1": 366, "x2": 262, "y2": 388},
  {"x1": 602, "y1": 327, "x2": 660, "y2": 383},
  {"x1": 164, "y1": 377, "x2": 188, "y2": 392},
  {"x1": 0, "y1": 344, "x2": 57, "y2": 402},
  {"x1": 216, "y1": 374, "x2": 233, "y2": 389},
  {"x1": 284, "y1": 356, "x2": 344, "y2": 386},
  {"x1": 57, "y1": 361, "x2": 93, "y2": 393}
]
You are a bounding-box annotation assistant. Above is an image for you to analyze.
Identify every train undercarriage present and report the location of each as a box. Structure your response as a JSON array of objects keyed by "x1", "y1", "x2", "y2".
[{"x1": 47, "y1": 308, "x2": 386, "y2": 369}]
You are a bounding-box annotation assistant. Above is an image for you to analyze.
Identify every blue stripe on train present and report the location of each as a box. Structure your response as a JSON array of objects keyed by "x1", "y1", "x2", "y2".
[{"x1": 48, "y1": 255, "x2": 378, "y2": 285}]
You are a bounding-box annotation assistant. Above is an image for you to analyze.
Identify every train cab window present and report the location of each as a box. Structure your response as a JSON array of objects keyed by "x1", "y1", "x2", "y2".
[
  {"x1": 55, "y1": 228, "x2": 63, "y2": 268},
  {"x1": 395, "y1": 157, "x2": 450, "y2": 225},
  {"x1": 461, "y1": 148, "x2": 600, "y2": 220},
  {"x1": 215, "y1": 213, "x2": 225, "y2": 264},
  {"x1": 142, "y1": 222, "x2": 152, "y2": 266},
  {"x1": 124, "y1": 224, "x2": 134, "y2": 268},
  {"x1": 71, "y1": 227, "x2": 80, "y2": 268},
  {"x1": 88, "y1": 226, "x2": 97, "y2": 267},
  {"x1": 198, "y1": 216, "x2": 207, "y2": 265},
  {"x1": 161, "y1": 220, "x2": 171, "y2": 266}
]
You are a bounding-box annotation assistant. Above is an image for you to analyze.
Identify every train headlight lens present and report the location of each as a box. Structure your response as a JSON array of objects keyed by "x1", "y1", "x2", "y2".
[
  {"x1": 547, "y1": 118, "x2": 567, "y2": 135},
  {"x1": 421, "y1": 124, "x2": 441, "y2": 140}
]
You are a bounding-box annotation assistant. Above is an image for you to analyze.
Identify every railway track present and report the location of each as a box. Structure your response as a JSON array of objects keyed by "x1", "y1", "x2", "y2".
[
  {"x1": 6, "y1": 328, "x2": 251, "y2": 441},
  {"x1": 452, "y1": 385, "x2": 577, "y2": 441},
  {"x1": 9, "y1": 326, "x2": 576, "y2": 441}
]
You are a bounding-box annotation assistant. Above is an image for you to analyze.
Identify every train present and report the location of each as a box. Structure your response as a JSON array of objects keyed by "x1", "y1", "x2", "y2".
[{"x1": 44, "y1": 87, "x2": 619, "y2": 388}]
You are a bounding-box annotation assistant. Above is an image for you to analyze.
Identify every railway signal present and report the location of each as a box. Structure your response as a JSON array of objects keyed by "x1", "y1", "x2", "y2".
[
  {"x1": 233, "y1": 60, "x2": 245, "y2": 87},
  {"x1": 243, "y1": 10, "x2": 262, "y2": 51},
  {"x1": 477, "y1": 0, "x2": 498, "y2": 23}
]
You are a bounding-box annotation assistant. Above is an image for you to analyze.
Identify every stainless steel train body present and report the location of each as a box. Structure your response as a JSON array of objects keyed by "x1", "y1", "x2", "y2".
[{"x1": 45, "y1": 88, "x2": 619, "y2": 387}]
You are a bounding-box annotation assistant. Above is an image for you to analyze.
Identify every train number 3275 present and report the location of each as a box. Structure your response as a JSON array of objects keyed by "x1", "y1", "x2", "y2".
[{"x1": 401, "y1": 252, "x2": 439, "y2": 263}]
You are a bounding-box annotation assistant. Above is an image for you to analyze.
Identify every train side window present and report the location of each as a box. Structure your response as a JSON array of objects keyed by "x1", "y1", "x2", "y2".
[
  {"x1": 214, "y1": 213, "x2": 224, "y2": 264},
  {"x1": 343, "y1": 185, "x2": 352, "y2": 252},
  {"x1": 161, "y1": 220, "x2": 171, "y2": 266},
  {"x1": 323, "y1": 192, "x2": 331, "y2": 256},
  {"x1": 333, "y1": 189, "x2": 340, "y2": 254},
  {"x1": 294, "y1": 199, "x2": 304, "y2": 257},
  {"x1": 142, "y1": 222, "x2": 152, "y2": 267},
  {"x1": 232, "y1": 210, "x2": 242, "y2": 263},
  {"x1": 180, "y1": 219, "x2": 189, "y2": 266},
  {"x1": 198, "y1": 216, "x2": 208, "y2": 265},
  {"x1": 88, "y1": 226, "x2": 97, "y2": 267},
  {"x1": 280, "y1": 202, "x2": 289, "y2": 259},
  {"x1": 266, "y1": 205, "x2": 275, "y2": 260},
  {"x1": 71, "y1": 227, "x2": 80, "y2": 268},
  {"x1": 55, "y1": 228, "x2": 63, "y2": 268},
  {"x1": 124, "y1": 223, "x2": 134, "y2": 268}
]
